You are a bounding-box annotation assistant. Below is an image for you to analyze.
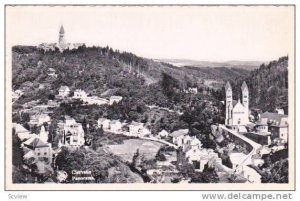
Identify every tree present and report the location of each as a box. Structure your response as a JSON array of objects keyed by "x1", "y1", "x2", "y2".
[
  {"x1": 190, "y1": 163, "x2": 219, "y2": 183},
  {"x1": 12, "y1": 134, "x2": 24, "y2": 167},
  {"x1": 155, "y1": 148, "x2": 167, "y2": 161},
  {"x1": 261, "y1": 159, "x2": 288, "y2": 183}
]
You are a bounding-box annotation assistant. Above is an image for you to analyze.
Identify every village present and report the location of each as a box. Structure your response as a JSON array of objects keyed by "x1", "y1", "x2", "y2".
[
  {"x1": 12, "y1": 78, "x2": 289, "y2": 183},
  {"x1": 10, "y1": 25, "x2": 289, "y2": 184}
]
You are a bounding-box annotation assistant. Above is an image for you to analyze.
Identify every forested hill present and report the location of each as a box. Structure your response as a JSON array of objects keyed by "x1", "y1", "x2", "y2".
[
  {"x1": 229, "y1": 56, "x2": 288, "y2": 113},
  {"x1": 12, "y1": 45, "x2": 250, "y2": 95}
]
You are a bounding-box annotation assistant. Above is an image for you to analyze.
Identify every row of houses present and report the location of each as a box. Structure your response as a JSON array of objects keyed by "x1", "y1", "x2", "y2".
[
  {"x1": 244, "y1": 111, "x2": 288, "y2": 146},
  {"x1": 97, "y1": 118, "x2": 151, "y2": 137},
  {"x1": 13, "y1": 123, "x2": 53, "y2": 164},
  {"x1": 172, "y1": 129, "x2": 222, "y2": 171},
  {"x1": 58, "y1": 86, "x2": 123, "y2": 106}
]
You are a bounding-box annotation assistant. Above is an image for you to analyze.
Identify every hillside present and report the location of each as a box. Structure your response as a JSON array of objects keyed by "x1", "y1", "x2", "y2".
[
  {"x1": 12, "y1": 45, "x2": 251, "y2": 96},
  {"x1": 229, "y1": 56, "x2": 288, "y2": 113}
]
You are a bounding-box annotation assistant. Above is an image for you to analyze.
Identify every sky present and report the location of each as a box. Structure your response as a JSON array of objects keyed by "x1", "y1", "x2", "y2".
[{"x1": 6, "y1": 6, "x2": 294, "y2": 62}]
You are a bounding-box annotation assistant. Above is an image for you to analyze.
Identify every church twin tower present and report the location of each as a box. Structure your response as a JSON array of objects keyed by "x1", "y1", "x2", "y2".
[{"x1": 225, "y1": 81, "x2": 249, "y2": 126}]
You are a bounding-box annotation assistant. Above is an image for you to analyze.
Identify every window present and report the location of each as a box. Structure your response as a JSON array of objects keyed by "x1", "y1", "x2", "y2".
[
  {"x1": 44, "y1": 152, "x2": 47, "y2": 155},
  {"x1": 37, "y1": 153, "x2": 40, "y2": 156}
]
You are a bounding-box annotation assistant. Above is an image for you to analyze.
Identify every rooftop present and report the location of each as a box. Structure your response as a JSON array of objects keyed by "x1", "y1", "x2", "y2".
[{"x1": 170, "y1": 129, "x2": 189, "y2": 137}]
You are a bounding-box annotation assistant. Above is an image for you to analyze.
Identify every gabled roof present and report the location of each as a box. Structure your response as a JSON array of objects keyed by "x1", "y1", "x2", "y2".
[
  {"x1": 170, "y1": 129, "x2": 189, "y2": 137},
  {"x1": 98, "y1": 118, "x2": 110, "y2": 122},
  {"x1": 59, "y1": 86, "x2": 70, "y2": 91},
  {"x1": 225, "y1": 82, "x2": 232, "y2": 91},
  {"x1": 158, "y1": 129, "x2": 169, "y2": 135},
  {"x1": 261, "y1": 112, "x2": 288, "y2": 127},
  {"x1": 130, "y1": 121, "x2": 144, "y2": 127},
  {"x1": 13, "y1": 123, "x2": 29, "y2": 134},
  {"x1": 241, "y1": 81, "x2": 248, "y2": 92},
  {"x1": 24, "y1": 137, "x2": 49, "y2": 149}
]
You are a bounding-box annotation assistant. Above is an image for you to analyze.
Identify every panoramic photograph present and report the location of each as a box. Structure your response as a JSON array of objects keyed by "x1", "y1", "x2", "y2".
[{"x1": 5, "y1": 5, "x2": 294, "y2": 190}]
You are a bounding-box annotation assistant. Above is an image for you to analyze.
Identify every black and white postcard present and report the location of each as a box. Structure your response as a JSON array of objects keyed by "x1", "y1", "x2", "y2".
[{"x1": 5, "y1": 5, "x2": 295, "y2": 190}]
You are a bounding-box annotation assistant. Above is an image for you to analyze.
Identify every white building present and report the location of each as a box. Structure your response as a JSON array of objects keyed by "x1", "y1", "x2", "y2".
[
  {"x1": 109, "y1": 120, "x2": 122, "y2": 133},
  {"x1": 185, "y1": 146, "x2": 221, "y2": 172},
  {"x1": 158, "y1": 129, "x2": 169, "y2": 139},
  {"x1": 225, "y1": 81, "x2": 249, "y2": 126},
  {"x1": 97, "y1": 118, "x2": 111, "y2": 130},
  {"x1": 22, "y1": 136, "x2": 53, "y2": 163},
  {"x1": 82, "y1": 96, "x2": 108, "y2": 105},
  {"x1": 29, "y1": 114, "x2": 51, "y2": 126},
  {"x1": 170, "y1": 129, "x2": 189, "y2": 146},
  {"x1": 58, "y1": 86, "x2": 70, "y2": 98},
  {"x1": 128, "y1": 122, "x2": 150, "y2": 137},
  {"x1": 109, "y1": 96, "x2": 123, "y2": 105},
  {"x1": 73, "y1": 89, "x2": 88, "y2": 99},
  {"x1": 13, "y1": 123, "x2": 31, "y2": 141},
  {"x1": 58, "y1": 116, "x2": 85, "y2": 147}
]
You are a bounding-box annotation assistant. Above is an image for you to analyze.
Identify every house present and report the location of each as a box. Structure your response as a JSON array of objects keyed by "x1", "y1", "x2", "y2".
[
  {"x1": 29, "y1": 114, "x2": 51, "y2": 126},
  {"x1": 73, "y1": 89, "x2": 87, "y2": 99},
  {"x1": 13, "y1": 123, "x2": 31, "y2": 141},
  {"x1": 170, "y1": 129, "x2": 189, "y2": 146},
  {"x1": 244, "y1": 118, "x2": 272, "y2": 145},
  {"x1": 157, "y1": 129, "x2": 169, "y2": 139},
  {"x1": 257, "y1": 145, "x2": 271, "y2": 155},
  {"x1": 97, "y1": 118, "x2": 111, "y2": 130},
  {"x1": 251, "y1": 154, "x2": 264, "y2": 167},
  {"x1": 109, "y1": 120, "x2": 122, "y2": 133},
  {"x1": 275, "y1": 108, "x2": 285, "y2": 115},
  {"x1": 22, "y1": 136, "x2": 53, "y2": 163},
  {"x1": 57, "y1": 116, "x2": 85, "y2": 147},
  {"x1": 184, "y1": 146, "x2": 221, "y2": 171},
  {"x1": 58, "y1": 86, "x2": 70, "y2": 98},
  {"x1": 47, "y1": 100, "x2": 59, "y2": 108},
  {"x1": 184, "y1": 87, "x2": 198, "y2": 94},
  {"x1": 109, "y1": 96, "x2": 123, "y2": 105},
  {"x1": 128, "y1": 122, "x2": 150, "y2": 137},
  {"x1": 12, "y1": 90, "x2": 23, "y2": 102},
  {"x1": 260, "y1": 112, "x2": 288, "y2": 142},
  {"x1": 82, "y1": 96, "x2": 108, "y2": 105}
]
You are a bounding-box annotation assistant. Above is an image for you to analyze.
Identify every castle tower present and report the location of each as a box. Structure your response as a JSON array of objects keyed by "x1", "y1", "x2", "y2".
[
  {"x1": 225, "y1": 82, "x2": 233, "y2": 125},
  {"x1": 58, "y1": 25, "x2": 66, "y2": 49},
  {"x1": 241, "y1": 81, "x2": 249, "y2": 116}
]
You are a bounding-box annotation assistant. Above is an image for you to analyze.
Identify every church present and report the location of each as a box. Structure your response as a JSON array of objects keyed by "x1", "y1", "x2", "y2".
[{"x1": 225, "y1": 81, "x2": 249, "y2": 126}]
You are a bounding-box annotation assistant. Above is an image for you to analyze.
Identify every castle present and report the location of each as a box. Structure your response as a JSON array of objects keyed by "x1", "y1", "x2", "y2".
[
  {"x1": 38, "y1": 25, "x2": 84, "y2": 52},
  {"x1": 225, "y1": 81, "x2": 249, "y2": 126}
]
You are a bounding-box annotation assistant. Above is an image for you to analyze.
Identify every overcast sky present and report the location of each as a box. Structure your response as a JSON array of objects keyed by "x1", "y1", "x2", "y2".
[{"x1": 6, "y1": 6, "x2": 294, "y2": 62}]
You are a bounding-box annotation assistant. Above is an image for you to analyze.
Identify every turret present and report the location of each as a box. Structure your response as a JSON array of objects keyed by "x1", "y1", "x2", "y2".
[
  {"x1": 241, "y1": 81, "x2": 249, "y2": 115},
  {"x1": 225, "y1": 82, "x2": 233, "y2": 125},
  {"x1": 58, "y1": 25, "x2": 66, "y2": 49}
]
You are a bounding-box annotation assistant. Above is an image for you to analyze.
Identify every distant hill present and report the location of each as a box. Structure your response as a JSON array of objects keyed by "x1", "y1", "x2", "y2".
[{"x1": 156, "y1": 59, "x2": 264, "y2": 71}]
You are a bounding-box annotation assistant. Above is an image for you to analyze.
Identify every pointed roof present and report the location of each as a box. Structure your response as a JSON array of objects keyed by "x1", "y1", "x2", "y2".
[
  {"x1": 24, "y1": 137, "x2": 49, "y2": 149},
  {"x1": 241, "y1": 81, "x2": 248, "y2": 92},
  {"x1": 59, "y1": 26, "x2": 65, "y2": 34},
  {"x1": 13, "y1": 123, "x2": 29, "y2": 134},
  {"x1": 225, "y1": 82, "x2": 232, "y2": 91}
]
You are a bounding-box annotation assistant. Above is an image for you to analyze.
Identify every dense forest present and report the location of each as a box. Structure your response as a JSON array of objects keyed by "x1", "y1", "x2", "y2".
[
  {"x1": 12, "y1": 45, "x2": 288, "y2": 119},
  {"x1": 229, "y1": 56, "x2": 288, "y2": 113}
]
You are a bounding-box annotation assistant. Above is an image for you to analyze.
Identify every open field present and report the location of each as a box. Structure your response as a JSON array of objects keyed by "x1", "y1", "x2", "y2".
[{"x1": 106, "y1": 139, "x2": 163, "y2": 163}]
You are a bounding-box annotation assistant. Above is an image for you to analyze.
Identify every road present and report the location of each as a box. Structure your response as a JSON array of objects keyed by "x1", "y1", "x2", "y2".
[{"x1": 219, "y1": 125, "x2": 262, "y2": 183}]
